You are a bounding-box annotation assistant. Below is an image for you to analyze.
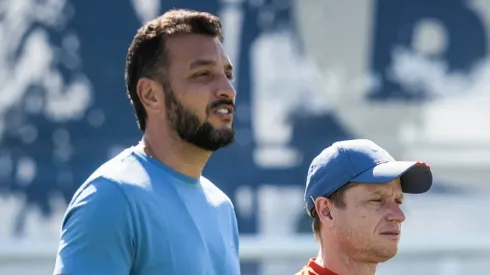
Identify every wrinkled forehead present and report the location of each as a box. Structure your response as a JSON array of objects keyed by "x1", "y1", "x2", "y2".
[{"x1": 354, "y1": 179, "x2": 403, "y2": 196}]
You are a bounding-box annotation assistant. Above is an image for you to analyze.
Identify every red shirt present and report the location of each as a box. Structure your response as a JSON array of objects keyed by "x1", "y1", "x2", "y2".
[{"x1": 295, "y1": 258, "x2": 338, "y2": 275}]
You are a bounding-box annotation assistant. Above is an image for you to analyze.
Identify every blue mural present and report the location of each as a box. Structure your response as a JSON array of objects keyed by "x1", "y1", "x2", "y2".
[{"x1": 1, "y1": 0, "x2": 489, "y2": 273}]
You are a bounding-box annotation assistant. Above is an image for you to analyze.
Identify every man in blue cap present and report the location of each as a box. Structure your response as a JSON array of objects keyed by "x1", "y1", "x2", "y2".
[{"x1": 295, "y1": 139, "x2": 433, "y2": 275}]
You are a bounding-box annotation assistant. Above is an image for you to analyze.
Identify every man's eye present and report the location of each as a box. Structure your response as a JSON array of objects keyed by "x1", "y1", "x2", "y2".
[
  {"x1": 194, "y1": 71, "x2": 210, "y2": 77},
  {"x1": 370, "y1": 199, "x2": 383, "y2": 203},
  {"x1": 226, "y1": 73, "x2": 234, "y2": 81}
]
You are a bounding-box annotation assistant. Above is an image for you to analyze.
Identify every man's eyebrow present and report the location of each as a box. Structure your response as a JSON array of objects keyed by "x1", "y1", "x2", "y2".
[
  {"x1": 369, "y1": 189, "x2": 404, "y2": 199},
  {"x1": 188, "y1": 59, "x2": 234, "y2": 71},
  {"x1": 188, "y1": 59, "x2": 216, "y2": 70}
]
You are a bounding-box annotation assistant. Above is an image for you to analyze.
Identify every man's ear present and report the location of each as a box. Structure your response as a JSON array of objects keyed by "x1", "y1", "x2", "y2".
[
  {"x1": 136, "y1": 77, "x2": 163, "y2": 113},
  {"x1": 314, "y1": 197, "x2": 335, "y2": 227}
]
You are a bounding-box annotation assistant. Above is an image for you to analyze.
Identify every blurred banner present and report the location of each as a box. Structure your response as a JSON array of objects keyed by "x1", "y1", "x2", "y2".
[{"x1": 1, "y1": 0, "x2": 490, "y2": 274}]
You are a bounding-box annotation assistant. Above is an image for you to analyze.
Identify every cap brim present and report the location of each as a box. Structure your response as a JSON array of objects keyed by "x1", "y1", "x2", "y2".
[{"x1": 351, "y1": 161, "x2": 432, "y2": 194}]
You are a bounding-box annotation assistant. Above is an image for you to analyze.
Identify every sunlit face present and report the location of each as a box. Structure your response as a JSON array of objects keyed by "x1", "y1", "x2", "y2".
[
  {"x1": 326, "y1": 179, "x2": 406, "y2": 263},
  {"x1": 163, "y1": 34, "x2": 236, "y2": 151}
]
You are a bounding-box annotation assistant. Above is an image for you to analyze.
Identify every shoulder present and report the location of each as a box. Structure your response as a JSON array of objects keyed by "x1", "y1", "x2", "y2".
[
  {"x1": 55, "y1": 176, "x2": 135, "y2": 275},
  {"x1": 65, "y1": 147, "x2": 154, "y2": 218},
  {"x1": 75, "y1": 146, "x2": 158, "y2": 200},
  {"x1": 59, "y1": 176, "x2": 136, "y2": 258},
  {"x1": 66, "y1": 176, "x2": 132, "y2": 224},
  {"x1": 85, "y1": 146, "x2": 150, "y2": 187}
]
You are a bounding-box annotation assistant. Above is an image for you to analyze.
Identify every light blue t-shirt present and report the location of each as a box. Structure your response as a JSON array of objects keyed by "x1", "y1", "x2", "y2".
[{"x1": 54, "y1": 146, "x2": 240, "y2": 275}]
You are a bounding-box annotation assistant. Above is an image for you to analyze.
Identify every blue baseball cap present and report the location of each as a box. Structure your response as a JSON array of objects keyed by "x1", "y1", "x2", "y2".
[{"x1": 305, "y1": 139, "x2": 432, "y2": 217}]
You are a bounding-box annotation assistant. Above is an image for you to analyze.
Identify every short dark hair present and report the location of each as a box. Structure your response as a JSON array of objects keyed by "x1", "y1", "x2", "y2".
[
  {"x1": 312, "y1": 182, "x2": 356, "y2": 241},
  {"x1": 125, "y1": 9, "x2": 224, "y2": 131}
]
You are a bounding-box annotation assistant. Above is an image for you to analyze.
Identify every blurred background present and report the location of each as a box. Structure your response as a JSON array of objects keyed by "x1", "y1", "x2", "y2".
[{"x1": 1, "y1": 0, "x2": 490, "y2": 274}]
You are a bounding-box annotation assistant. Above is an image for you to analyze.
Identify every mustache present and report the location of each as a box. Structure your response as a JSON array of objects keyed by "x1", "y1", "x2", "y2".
[{"x1": 207, "y1": 99, "x2": 235, "y2": 112}]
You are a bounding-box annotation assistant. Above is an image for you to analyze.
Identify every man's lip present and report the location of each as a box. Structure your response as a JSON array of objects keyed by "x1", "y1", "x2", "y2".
[
  {"x1": 212, "y1": 105, "x2": 234, "y2": 113},
  {"x1": 380, "y1": 230, "x2": 400, "y2": 235}
]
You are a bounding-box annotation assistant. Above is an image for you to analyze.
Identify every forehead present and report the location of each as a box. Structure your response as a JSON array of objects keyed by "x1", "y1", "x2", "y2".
[
  {"x1": 165, "y1": 34, "x2": 230, "y2": 67},
  {"x1": 350, "y1": 178, "x2": 403, "y2": 196}
]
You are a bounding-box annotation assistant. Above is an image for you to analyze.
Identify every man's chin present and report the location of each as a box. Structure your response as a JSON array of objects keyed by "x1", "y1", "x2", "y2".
[
  {"x1": 209, "y1": 120, "x2": 233, "y2": 130},
  {"x1": 188, "y1": 131, "x2": 235, "y2": 152},
  {"x1": 375, "y1": 245, "x2": 399, "y2": 263},
  {"x1": 212, "y1": 130, "x2": 236, "y2": 147},
  {"x1": 209, "y1": 122, "x2": 235, "y2": 136},
  {"x1": 195, "y1": 139, "x2": 234, "y2": 152},
  {"x1": 217, "y1": 127, "x2": 235, "y2": 135}
]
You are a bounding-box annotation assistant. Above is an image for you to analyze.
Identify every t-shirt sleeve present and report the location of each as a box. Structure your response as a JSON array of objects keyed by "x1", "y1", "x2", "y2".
[{"x1": 53, "y1": 178, "x2": 134, "y2": 275}]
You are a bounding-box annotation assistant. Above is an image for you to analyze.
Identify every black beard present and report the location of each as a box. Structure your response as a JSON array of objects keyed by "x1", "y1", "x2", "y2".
[{"x1": 163, "y1": 82, "x2": 235, "y2": 151}]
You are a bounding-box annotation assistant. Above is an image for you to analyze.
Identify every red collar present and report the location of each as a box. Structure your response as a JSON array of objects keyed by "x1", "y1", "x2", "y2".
[{"x1": 302, "y1": 258, "x2": 339, "y2": 275}]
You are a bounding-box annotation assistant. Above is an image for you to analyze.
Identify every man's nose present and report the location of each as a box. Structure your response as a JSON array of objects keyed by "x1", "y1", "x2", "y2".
[
  {"x1": 386, "y1": 203, "x2": 406, "y2": 223},
  {"x1": 215, "y1": 75, "x2": 236, "y2": 100}
]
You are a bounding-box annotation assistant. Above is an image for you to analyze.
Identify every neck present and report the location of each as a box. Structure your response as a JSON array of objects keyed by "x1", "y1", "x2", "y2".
[
  {"x1": 141, "y1": 125, "x2": 211, "y2": 178},
  {"x1": 318, "y1": 244, "x2": 377, "y2": 275}
]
